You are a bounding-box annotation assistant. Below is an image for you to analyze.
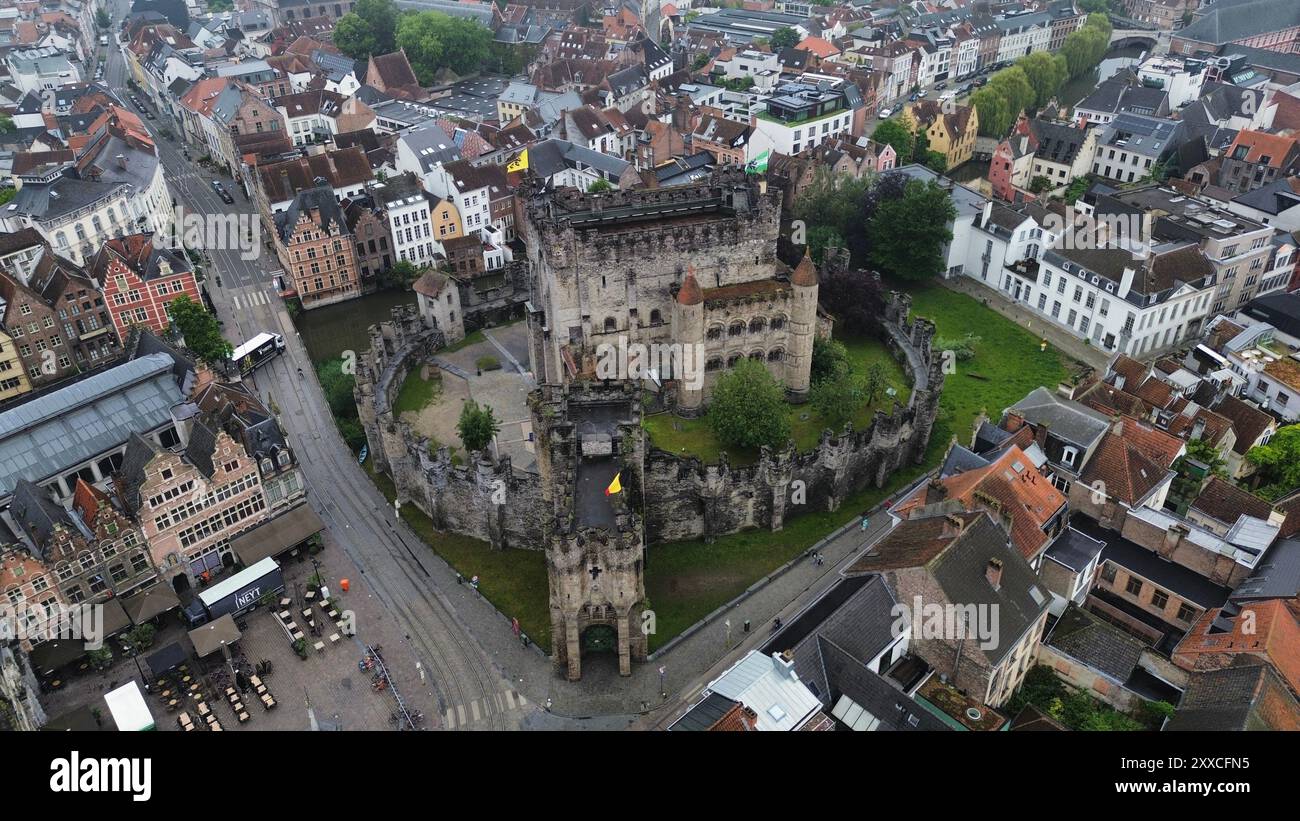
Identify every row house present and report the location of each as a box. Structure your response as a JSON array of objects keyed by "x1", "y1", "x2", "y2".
[
  {"x1": 1047, "y1": 2, "x2": 1086, "y2": 52},
  {"x1": 860, "y1": 40, "x2": 914, "y2": 106},
  {"x1": 116, "y1": 417, "x2": 266, "y2": 591},
  {"x1": 191, "y1": 379, "x2": 306, "y2": 514},
  {"x1": 255, "y1": 146, "x2": 375, "y2": 231},
  {"x1": 1217, "y1": 130, "x2": 1300, "y2": 195},
  {"x1": 273, "y1": 182, "x2": 362, "y2": 309},
  {"x1": 901, "y1": 100, "x2": 979, "y2": 169},
  {"x1": 747, "y1": 79, "x2": 860, "y2": 160},
  {"x1": 343, "y1": 196, "x2": 394, "y2": 286},
  {"x1": 274, "y1": 88, "x2": 348, "y2": 146},
  {"x1": 427, "y1": 159, "x2": 512, "y2": 241},
  {"x1": 0, "y1": 257, "x2": 120, "y2": 388},
  {"x1": 375, "y1": 172, "x2": 439, "y2": 268},
  {"x1": 87, "y1": 233, "x2": 201, "y2": 340},
  {"x1": 9, "y1": 479, "x2": 156, "y2": 606},
  {"x1": 994, "y1": 11, "x2": 1052, "y2": 65},
  {"x1": 1087, "y1": 185, "x2": 1283, "y2": 314}
]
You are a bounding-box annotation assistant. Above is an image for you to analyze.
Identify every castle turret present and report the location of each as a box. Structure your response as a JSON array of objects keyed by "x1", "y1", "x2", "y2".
[
  {"x1": 786, "y1": 250, "x2": 818, "y2": 402},
  {"x1": 673, "y1": 269, "x2": 705, "y2": 415}
]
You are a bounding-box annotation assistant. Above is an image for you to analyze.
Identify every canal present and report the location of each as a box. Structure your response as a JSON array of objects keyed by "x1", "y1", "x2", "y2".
[
  {"x1": 294, "y1": 288, "x2": 417, "y2": 365},
  {"x1": 1057, "y1": 44, "x2": 1148, "y2": 109}
]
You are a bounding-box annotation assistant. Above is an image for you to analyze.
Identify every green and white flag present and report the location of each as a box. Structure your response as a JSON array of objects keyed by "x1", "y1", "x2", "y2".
[{"x1": 746, "y1": 149, "x2": 770, "y2": 174}]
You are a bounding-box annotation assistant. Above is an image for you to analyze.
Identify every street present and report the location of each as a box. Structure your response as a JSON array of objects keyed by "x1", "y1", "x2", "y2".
[{"x1": 101, "y1": 0, "x2": 541, "y2": 730}]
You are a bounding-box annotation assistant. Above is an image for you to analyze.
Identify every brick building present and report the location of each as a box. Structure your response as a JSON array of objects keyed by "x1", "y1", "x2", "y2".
[
  {"x1": 273, "y1": 181, "x2": 362, "y2": 309},
  {"x1": 88, "y1": 233, "x2": 201, "y2": 339}
]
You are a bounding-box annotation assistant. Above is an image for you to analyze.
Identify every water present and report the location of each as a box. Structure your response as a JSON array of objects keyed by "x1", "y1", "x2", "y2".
[
  {"x1": 1057, "y1": 45, "x2": 1148, "y2": 110},
  {"x1": 294, "y1": 289, "x2": 418, "y2": 365}
]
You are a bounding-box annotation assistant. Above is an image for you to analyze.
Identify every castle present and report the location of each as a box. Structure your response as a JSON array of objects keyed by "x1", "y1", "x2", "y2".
[{"x1": 521, "y1": 169, "x2": 818, "y2": 413}]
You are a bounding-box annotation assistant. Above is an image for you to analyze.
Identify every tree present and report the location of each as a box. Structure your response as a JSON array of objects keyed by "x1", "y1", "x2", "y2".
[
  {"x1": 1247, "y1": 424, "x2": 1300, "y2": 500},
  {"x1": 692, "y1": 52, "x2": 710, "y2": 70},
  {"x1": 317, "y1": 358, "x2": 366, "y2": 451},
  {"x1": 333, "y1": 0, "x2": 399, "y2": 58},
  {"x1": 863, "y1": 361, "x2": 890, "y2": 406},
  {"x1": 0, "y1": 189, "x2": 14, "y2": 206},
  {"x1": 380, "y1": 260, "x2": 420, "y2": 289},
  {"x1": 810, "y1": 336, "x2": 850, "y2": 386},
  {"x1": 812, "y1": 368, "x2": 865, "y2": 430},
  {"x1": 0, "y1": 113, "x2": 14, "y2": 134},
  {"x1": 396, "y1": 11, "x2": 492, "y2": 82},
  {"x1": 988, "y1": 67, "x2": 1035, "y2": 125},
  {"x1": 168, "y1": 296, "x2": 231, "y2": 364},
  {"x1": 95, "y1": 6, "x2": 111, "y2": 28},
  {"x1": 792, "y1": 167, "x2": 872, "y2": 265},
  {"x1": 1064, "y1": 174, "x2": 1092, "y2": 204},
  {"x1": 921, "y1": 150, "x2": 947, "y2": 173},
  {"x1": 1029, "y1": 175, "x2": 1053, "y2": 194},
  {"x1": 1016, "y1": 52, "x2": 1069, "y2": 108},
  {"x1": 457, "y1": 399, "x2": 501, "y2": 453},
  {"x1": 867, "y1": 178, "x2": 956, "y2": 281},
  {"x1": 333, "y1": 14, "x2": 378, "y2": 59},
  {"x1": 971, "y1": 87, "x2": 1011, "y2": 138},
  {"x1": 587, "y1": 178, "x2": 613, "y2": 193},
  {"x1": 1170, "y1": 438, "x2": 1227, "y2": 502},
  {"x1": 770, "y1": 26, "x2": 799, "y2": 50},
  {"x1": 707, "y1": 358, "x2": 791, "y2": 451},
  {"x1": 1062, "y1": 16, "x2": 1111, "y2": 79},
  {"x1": 872, "y1": 118, "x2": 915, "y2": 163},
  {"x1": 817, "y1": 266, "x2": 884, "y2": 334}
]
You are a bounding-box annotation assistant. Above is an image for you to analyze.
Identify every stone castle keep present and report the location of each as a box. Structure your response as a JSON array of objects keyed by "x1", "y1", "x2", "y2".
[
  {"x1": 353, "y1": 172, "x2": 945, "y2": 679},
  {"x1": 521, "y1": 169, "x2": 817, "y2": 411}
]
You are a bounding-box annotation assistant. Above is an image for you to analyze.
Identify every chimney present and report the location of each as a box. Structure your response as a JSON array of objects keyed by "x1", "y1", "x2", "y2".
[
  {"x1": 985, "y1": 558, "x2": 1003, "y2": 590},
  {"x1": 115, "y1": 153, "x2": 127, "y2": 170},
  {"x1": 772, "y1": 650, "x2": 797, "y2": 678},
  {"x1": 1034, "y1": 421, "x2": 1049, "y2": 451},
  {"x1": 1268, "y1": 508, "x2": 1287, "y2": 529},
  {"x1": 1160, "y1": 523, "x2": 1188, "y2": 558},
  {"x1": 279, "y1": 168, "x2": 291, "y2": 198},
  {"x1": 739, "y1": 706, "x2": 759, "y2": 731},
  {"x1": 925, "y1": 477, "x2": 949, "y2": 504},
  {"x1": 942, "y1": 514, "x2": 965, "y2": 538}
]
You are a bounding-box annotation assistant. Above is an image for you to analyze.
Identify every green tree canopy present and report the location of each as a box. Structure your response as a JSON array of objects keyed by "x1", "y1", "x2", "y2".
[
  {"x1": 1247, "y1": 425, "x2": 1300, "y2": 500},
  {"x1": 588, "y1": 178, "x2": 613, "y2": 193},
  {"x1": 770, "y1": 26, "x2": 799, "y2": 50},
  {"x1": 871, "y1": 118, "x2": 915, "y2": 162},
  {"x1": 332, "y1": 0, "x2": 399, "y2": 58},
  {"x1": 167, "y1": 296, "x2": 231, "y2": 365},
  {"x1": 971, "y1": 87, "x2": 1011, "y2": 138},
  {"x1": 0, "y1": 113, "x2": 14, "y2": 134},
  {"x1": 707, "y1": 358, "x2": 791, "y2": 451},
  {"x1": 867, "y1": 178, "x2": 957, "y2": 281},
  {"x1": 457, "y1": 399, "x2": 501, "y2": 453},
  {"x1": 810, "y1": 337, "x2": 850, "y2": 386},
  {"x1": 1016, "y1": 51, "x2": 1069, "y2": 108},
  {"x1": 812, "y1": 368, "x2": 865, "y2": 430},
  {"x1": 96, "y1": 6, "x2": 111, "y2": 28},
  {"x1": 397, "y1": 11, "x2": 492, "y2": 83}
]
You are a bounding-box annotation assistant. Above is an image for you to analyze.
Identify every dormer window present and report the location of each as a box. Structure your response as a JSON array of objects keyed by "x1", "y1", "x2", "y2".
[{"x1": 1061, "y1": 446, "x2": 1079, "y2": 468}]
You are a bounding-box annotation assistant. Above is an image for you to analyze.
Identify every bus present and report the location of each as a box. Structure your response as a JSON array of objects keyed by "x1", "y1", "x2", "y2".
[{"x1": 231, "y1": 332, "x2": 285, "y2": 375}]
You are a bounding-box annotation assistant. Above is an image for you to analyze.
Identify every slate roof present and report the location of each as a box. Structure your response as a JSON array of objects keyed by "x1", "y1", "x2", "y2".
[
  {"x1": 1166, "y1": 662, "x2": 1300, "y2": 731},
  {"x1": 1072, "y1": 516, "x2": 1232, "y2": 609},
  {"x1": 274, "y1": 184, "x2": 350, "y2": 242},
  {"x1": 1177, "y1": 0, "x2": 1300, "y2": 46},
  {"x1": 1043, "y1": 526, "x2": 1106, "y2": 573},
  {"x1": 1213, "y1": 394, "x2": 1274, "y2": 454},
  {"x1": 668, "y1": 691, "x2": 742, "y2": 730},
  {"x1": 1231, "y1": 537, "x2": 1300, "y2": 601},
  {"x1": 1008, "y1": 387, "x2": 1110, "y2": 449},
  {"x1": 9, "y1": 478, "x2": 77, "y2": 560},
  {"x1": 1047, "y1": 604, "x2": 1145, "y2": 682}
]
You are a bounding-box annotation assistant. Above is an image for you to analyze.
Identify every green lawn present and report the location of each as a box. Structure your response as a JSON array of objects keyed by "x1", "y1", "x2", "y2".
[
  {"x1": 364, "y1": 461, "x2": 551, "y2": 650},
  {"x1": 392, "y1": 369, "x2": 441, "y2": 415},
  {"x1": 903, "y1": 281, "x2": 1074, "y2": 462},
  {"x1": 643, "y1": 334, "x2": 910, "y2": 464}
]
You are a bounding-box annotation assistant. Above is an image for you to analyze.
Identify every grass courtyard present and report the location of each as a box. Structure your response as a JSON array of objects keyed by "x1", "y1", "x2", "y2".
[
  {"x1": 643, "y1": 334, "x2": 910, "y2": 464},
  {"x1": 643, "y1": 281, "x2": 1075, "y2": 650}
]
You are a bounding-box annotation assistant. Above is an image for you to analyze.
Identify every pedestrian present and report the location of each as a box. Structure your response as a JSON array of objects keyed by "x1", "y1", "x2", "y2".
[{"x1": 455, "y1": 572, "x2": 463, "y2": 585}]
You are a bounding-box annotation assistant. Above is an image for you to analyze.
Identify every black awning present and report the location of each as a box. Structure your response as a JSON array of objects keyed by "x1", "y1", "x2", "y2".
[
  {"x1": 102, "y1": 598, "x2": 131, "y2": 636},
  {"x1": 29, "y1": 639, "x2": 89, "y2": 676},
  {"x1": 230, "y1": 503, "x2": 325, "y2": 566},
  {"x1": 145, "y1": 641, "x2": 189, "y2": 677},
  {"x1": 123, "y1": 584, "x2": 182, "y2": 624}
]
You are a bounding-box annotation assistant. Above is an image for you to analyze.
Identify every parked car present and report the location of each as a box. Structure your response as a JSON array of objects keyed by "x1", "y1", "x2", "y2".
[
  {"x1": 212, "y1": 180, "x2": 234, "y2": 204},
  {"x1": 935, "y1": 82, "x2": 948, "y2": 91},
  {"x1": 878, "y1": 107, "x2": 893, "y2": 118}
]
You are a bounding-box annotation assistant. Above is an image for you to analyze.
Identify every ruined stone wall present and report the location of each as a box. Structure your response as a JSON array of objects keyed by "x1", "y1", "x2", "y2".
[
  {"x1": 354, "y1": 305, "x2": 545, "y2": 550},
  {"x1": 643, "y1": 292, "x2": 944, "y2": 544}
]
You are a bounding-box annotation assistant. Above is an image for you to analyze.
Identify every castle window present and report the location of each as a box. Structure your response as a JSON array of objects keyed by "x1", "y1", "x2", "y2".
[
  {"x1": 749, "y1": 317, "x2": 766, "y2": 334},
  {"x1": 603, "y1": 317, "x2": 616, "y2": 332},
  {"x1": 706, "y1": 325, "x2": 723, "y2": 340},
  {"x1": 728, "y1": 322, "x2": 745, "y2": 337},
  {"x1": 768, "y1": 349, "x2": 784, "y2": 362},
  {"x1": 770, "y1": 315, "x2": 786, "y2": 331},
  {"x1": 705, "y1": 358, "x2": 723, "y2": 372},
  {"x1": 726, "y1": 354, "x2": 741, "y2": 368},
  {"x1": 649, "y1": 309, "x2": 662, "y2": 325},
  {"x1": 749, "y1": 351, "x2": 764, "y2": 361}
]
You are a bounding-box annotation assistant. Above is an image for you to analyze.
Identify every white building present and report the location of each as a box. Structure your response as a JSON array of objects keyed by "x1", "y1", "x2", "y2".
[
  {"x1": 746, "y1": 80, "x2": 858, "y2": 161},
  {"x1": 5, "y1": 46, "x2": 80, "y2": 96},
  {"x1": 1136, "y1": 56, "x2": 1205, "y2": 110},
  {"x1": 994, "y1": 12, "x2": 1052, "y2": 65},
  {"x1": 375, "y1": 174, "x2": 438, "y2": 267}
]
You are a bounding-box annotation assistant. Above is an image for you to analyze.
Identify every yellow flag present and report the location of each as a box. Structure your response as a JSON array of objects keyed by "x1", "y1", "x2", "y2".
[
  {"x1": 605, "y1": 472, "x2": 622, "y2": 496},
  {"x1": 507, "y1": 149, "x2": 529, "y2": 173}
]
